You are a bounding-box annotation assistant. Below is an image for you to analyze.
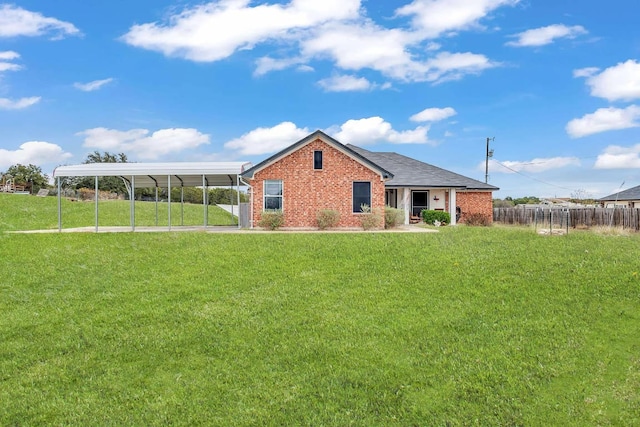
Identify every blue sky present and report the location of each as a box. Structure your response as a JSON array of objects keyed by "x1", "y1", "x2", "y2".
[{"x1": 1, "y1": 0, "x2": 639, "y2": 198}]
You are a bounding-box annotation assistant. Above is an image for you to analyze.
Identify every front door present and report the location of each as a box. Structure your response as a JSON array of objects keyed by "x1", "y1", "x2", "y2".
[{"x1": 412, "y1": 191, "x2": 429, "y2": 216}]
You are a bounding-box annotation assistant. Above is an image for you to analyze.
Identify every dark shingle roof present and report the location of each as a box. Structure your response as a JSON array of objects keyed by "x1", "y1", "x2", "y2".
[
  {"x1": 599, "y1": 184, "x2": 640, "y2": 201},
  {"x1": 347, "y1": 144, "x2": 499, "y2": 190}
]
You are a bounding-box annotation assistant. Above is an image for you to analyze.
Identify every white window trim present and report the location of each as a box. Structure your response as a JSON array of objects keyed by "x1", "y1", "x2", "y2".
[
  {"x1": 313, "y1": 150, "x2": 323, "y2": 170},
  {"x1": 352, "y1": 181, "x2": 371, "y2": 214},
  {"x1": 263, "y1": 179, "x2": 283, "y2": 211}
]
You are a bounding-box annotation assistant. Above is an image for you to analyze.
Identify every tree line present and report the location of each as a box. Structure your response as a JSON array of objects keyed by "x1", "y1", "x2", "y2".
[{"x1": 2, "y1": 151, "x2": 248, "y2": 204}]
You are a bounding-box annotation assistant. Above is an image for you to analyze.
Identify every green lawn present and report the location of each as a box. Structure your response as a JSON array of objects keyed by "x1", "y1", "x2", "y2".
[
  {"x1": 1, "y1": 195, "x2": 639, "y2": 425},
  {"x1": 0, "y1": 193, "x2": 236, "y2": 231}
]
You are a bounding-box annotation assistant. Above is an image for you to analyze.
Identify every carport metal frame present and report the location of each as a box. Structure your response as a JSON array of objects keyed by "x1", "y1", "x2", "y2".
[{"x1": 53, "y1": 162, "x2": 251, "y2": 232}]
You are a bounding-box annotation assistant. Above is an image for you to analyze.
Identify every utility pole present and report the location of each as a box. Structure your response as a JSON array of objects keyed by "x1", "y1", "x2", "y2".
[{"x1": 485, "y1": 137, "x2": 495, "y2": 184}]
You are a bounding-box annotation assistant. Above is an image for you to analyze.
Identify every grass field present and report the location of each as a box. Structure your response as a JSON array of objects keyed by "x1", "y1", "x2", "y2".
[
  {"x1": 1, "y1": 194, "x2": 639, "y2": 425},
  {"x1": 0, "y1": 193, "x2": 236, "y2": 231}
]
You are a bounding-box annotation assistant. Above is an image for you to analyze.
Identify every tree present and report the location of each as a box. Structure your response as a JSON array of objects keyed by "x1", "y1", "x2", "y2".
[
  {"x1": 512, "y1": 196, "x2": 540, "y2": 205},
  {"x1": 6, "y1": 164, "x2": 49, "y2": 192},
  {"x1": 493, "y1": 198, "x2": 514, "y2": 208},
  {"x1": 569, "y1": 189, "x2": 594, "y2": 205},
  {"x1": 74, "y1": 151, "x2": 129, "y2": 194},
  {"x1": 85, "y1": 151, "x2": 128, "y2": 164}
]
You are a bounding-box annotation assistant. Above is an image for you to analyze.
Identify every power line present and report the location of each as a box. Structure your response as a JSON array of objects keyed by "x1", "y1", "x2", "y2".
[{"x1": 492, "y1": 159, "x2": 579, "y2": 192}]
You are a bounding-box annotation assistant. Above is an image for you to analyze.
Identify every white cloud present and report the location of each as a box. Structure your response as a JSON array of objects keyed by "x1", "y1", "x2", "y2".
[
  {"x1": 566, "y1": 105, "x2": 640, "y2": 138},
  {"x1": 121, "y1": 0, "x2": 361, "y2": 62},
  {"x1": 490, "y1": 157, "x2": 580, "y2": 173},
  {"x1": 303, "y1": 23, "x2": 498, "y2": 83},
  {"x1": 0, "y1": 141, "x2": 72, "y2": 169},
  {"x1": 581, "y1": 60, "x2": 640, "y2": 102},
  {"x1": 317, "y1": 74, "x2": 373, "y2": 92},
  {"x1": 506, "y1": 24, "x2": 587, "y2": 47},
  {"x1": 410, "y1": 107, "x2": 457, "y2": 122},
  {"x1": 424, "y1": 51, "x2": 498, "y2": 83},
  {"x1": 333, "y1": 116, "x2": 429, "y2": 145},
  {"x1": 573, "y1": 67, "x2": 599, "y2": 78},
  {"x1": 74, "y1": 78, "x2": 114, "y2": 92},
  {"x1": 594, "y1": 144, "x2": 640, "y2": 169},
  {"x1": 0, "y1": 4, "x2": 80, "y2": 39},
  {"x1": 121, "y1": 1, "x2": 504, "y2": 85},
  {"x1": 297, "y1": 64, "x2": 314, "y2": 72},
  {"x1": 301, "y1": 22, "x2": 425, "y2": 81},
  {"x1": 254, "y1": 57, "x2": 305, "y2": 76},
  {"x1": 224, "y1": 117, "x2": 431, "y2": 157},
  {"x1": 396, "y1": 0, "x2": 519, "y2": 38},
  {"x1": 224, "y1": 122, "x2": 310, "y2": 155},
  {"x1": 0, "y1": 50, "x2": 22, "y2": 72},
  {"x1": 0, "y1": 50, "x2": 19, "y2": 60},
  {"x1": 0, "y1": 96, "x2": 41, "y2": 110},
  {"x1": 79, "y1": 127, "x2": 210, "y2": 160},
  {"x1": 0, "y1": 62, "x2": 21, "y2": 72}
]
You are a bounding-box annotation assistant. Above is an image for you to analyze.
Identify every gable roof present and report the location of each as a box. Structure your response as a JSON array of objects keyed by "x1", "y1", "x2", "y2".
[
  {"x1": 347, "y1": 145, "x2": 499, "y2": 190},
  {"x1": 240, "y1": 130, "x2": 393, "y2": 179},
  {"x1": 599, "y1": 184, "x2": 640, "y2": 201}
]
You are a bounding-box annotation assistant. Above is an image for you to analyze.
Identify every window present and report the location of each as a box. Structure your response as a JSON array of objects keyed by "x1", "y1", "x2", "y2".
[
  {"x1": 264, "y1": 180, "x2": 283, "y2": 210},
  {"x1": 313, "y1": 150, "x2": 323, "y2": 170},
  {"x1": 352, "y1": 181, "x2": 371, "y2": 213}
]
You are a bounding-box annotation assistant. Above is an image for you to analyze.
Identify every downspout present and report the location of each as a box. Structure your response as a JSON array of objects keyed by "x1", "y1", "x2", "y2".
[{"x1": 239, "y1": 176, "x2": 253, "y2": 229}]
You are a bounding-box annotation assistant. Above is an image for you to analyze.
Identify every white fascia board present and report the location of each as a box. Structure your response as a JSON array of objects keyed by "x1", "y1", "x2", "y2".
[{"x1": 53, "y1": 162, "x2": 252, "y2": 178}]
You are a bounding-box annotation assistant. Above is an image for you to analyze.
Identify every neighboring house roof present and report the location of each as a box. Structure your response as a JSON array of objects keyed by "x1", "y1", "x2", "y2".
[
  {"x1": 241, "y1": 130, "x2": 393, "y2": 180},
  {"x1": 347, "y1": 144, "x2": 499, "y2": 191},
  {"x1": 599, "y1": 184, "x2": 640, "y2": 201}
]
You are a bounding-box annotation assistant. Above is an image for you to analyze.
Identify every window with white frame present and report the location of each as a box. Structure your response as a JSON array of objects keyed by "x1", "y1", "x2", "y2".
[
  {"x1": 264, "y1": 180, "x2": 283, "y2": 210},
  {"x1": 313, "y1": 150, "x2": 323, "y2": 170},
  {"x1": 352, "y1": 181, "x2": 371, "y2": 213}
]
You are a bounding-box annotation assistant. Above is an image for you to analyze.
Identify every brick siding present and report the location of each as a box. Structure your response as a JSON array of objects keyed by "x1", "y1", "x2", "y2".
[
  {"x1": 456, "y1": 191, "x2": 493, "y2": 223},
  {"x1": 248, "y1": 138, "x2": 386, "y2": 228}
]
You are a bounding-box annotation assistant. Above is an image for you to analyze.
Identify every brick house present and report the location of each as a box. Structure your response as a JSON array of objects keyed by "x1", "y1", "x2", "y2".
[{"x1": 241, "y1": 130, "x2": 498, "y2": 228}]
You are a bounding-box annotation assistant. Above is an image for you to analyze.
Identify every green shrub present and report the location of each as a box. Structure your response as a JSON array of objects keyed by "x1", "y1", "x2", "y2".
[
  {"x1": 464, "y1": 213, "x2": 492, "y2": 226},
  {"x1": 258, "y1": 210, "x2": 284, "y2": 230},
  {"x1": 384, "y1": 207, "x2": 404, "y2": 229},
  {"x1": 359, "y1": 204, "x2": 383, "y2": 230},
  {"x1": 316, "y1": 209, "x2": 341, "y2": 230},
  {"x1": 421, "y1": 210, "x2": 451, "y2": 225}
]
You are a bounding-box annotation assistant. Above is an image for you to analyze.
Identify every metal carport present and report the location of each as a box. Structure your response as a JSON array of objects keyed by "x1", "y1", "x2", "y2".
[{"x1": 52, "y1": 162, "x2": 251, "y2": 232}]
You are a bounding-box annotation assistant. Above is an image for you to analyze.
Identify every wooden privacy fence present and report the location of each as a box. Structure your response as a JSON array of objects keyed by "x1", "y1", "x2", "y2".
[{"x1": 493, "y1": 207, "x2": 640, "y2": 231}]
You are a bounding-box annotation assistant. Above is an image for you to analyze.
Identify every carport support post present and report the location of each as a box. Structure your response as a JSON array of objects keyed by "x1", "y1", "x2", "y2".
[
  {"x1": 202, "y1": 175, "x2": 208, "y2": 228},
  {"x1": 57, "y1": 177, "x2": 62, "y2": 232},
  {"x1": 237, "y1": 175, "x2": 241, "y2": 229},
  {"x1": 95, "y1": 176, "x2": 99, "y2": 233},
  {"x1": 155, "y1": 185, "x2": 159, "y2": 226},
  {"x1": 130, "y1": 175, "x2": 135, "y2": 232},
  {"x1": 168, "y1": 175, "x2": 171, "y2": 231}
]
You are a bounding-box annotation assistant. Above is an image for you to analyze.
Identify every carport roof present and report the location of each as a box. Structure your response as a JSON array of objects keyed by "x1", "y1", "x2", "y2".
[{"x1": 53, "y1": 162, "x2": 252, "y2": 187}]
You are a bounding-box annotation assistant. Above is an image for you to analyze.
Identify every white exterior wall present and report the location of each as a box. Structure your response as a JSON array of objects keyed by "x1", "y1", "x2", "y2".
[
  {"x1": 449, "y1": 189, "x2": 457, "y2": 225},
  {"x1": 401, "y1": 188, "x2": 410, "y2": 224},
  {"x1": 393, "y1": 187, "x2": 458, "y2": 225},
  {"x1": 431, "y1": 190, "x2": 446, "y2": 210}
]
